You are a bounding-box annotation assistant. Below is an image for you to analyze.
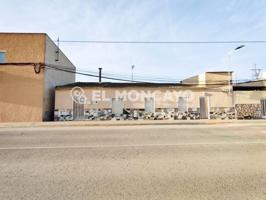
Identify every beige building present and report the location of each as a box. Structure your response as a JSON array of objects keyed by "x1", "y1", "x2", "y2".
[
  {"x1": 0, "y1": 33, "x2": 75, "y2": 122},
  {"x1": 54, "y1": 72, "x2": 234, "y2": 120},
  {"x1": 234, "y1": 80, "x2": 266, "y2": 104},
  {"x1": 233, "y1": 79, "x2": 266, "y2": 119}
]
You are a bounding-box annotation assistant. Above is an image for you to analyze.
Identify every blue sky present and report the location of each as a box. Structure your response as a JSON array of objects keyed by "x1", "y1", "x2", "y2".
[{"x1": 1, "y1": 0, "x2": 266, "y2": 82}]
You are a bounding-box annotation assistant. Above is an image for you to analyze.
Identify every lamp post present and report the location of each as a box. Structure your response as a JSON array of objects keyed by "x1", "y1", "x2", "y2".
[
  {"x1": 227, "y1": 45, "x2": 245, "y2": 119},
  {"x1": 227, "y1": 45, "x2": 245, "y2": 94},
  {"x1": 131, "y1": 65, "x2": 135, "y2": 82},
  {"x1": 228, "y1": 45, "x2": 245, "y2": 68}
]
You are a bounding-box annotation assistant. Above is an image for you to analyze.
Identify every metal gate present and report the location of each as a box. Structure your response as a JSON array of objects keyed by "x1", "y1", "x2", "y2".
[{"x1": 73, "y1": 101, "x2": 85, "y2": 120}]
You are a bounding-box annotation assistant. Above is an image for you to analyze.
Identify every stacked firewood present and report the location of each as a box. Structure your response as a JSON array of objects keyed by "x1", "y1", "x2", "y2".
[{"x1": 235, "y1": 104, "x2": 261, "y2": 119}]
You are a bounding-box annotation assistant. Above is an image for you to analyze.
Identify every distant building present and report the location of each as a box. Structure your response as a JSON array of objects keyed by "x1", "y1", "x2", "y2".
[
  {"x1": 233, "y1": 79, "x2": 266, "y2": 119},
  {"x1": 0, "y1": 33, "x2": 75, "y2": 122}
]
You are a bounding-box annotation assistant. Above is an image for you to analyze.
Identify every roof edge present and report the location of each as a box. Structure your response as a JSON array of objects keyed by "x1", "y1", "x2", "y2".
[{"x1": 0, "y1": 32, "x2": 47, "y2": 35}]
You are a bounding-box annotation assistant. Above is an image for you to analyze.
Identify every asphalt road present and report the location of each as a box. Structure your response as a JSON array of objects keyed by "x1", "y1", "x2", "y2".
[{"x1": 0, "y1": 123, "x2": 266, "y2": 200}]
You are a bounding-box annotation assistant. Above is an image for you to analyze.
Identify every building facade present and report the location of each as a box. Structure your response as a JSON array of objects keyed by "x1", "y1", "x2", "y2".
[
  {"x1": 234, "y1": 79, "x2": 266, "y2": 119},
  {"x1": 54, "y1": 72, "x2": 235, "y2": 121},
  {"x1": 0, "y1": 33, "x2": 75, "y2": 122}
]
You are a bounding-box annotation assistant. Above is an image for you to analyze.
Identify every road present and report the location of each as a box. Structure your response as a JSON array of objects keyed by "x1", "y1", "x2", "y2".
[{"x1": 0, "y1": 123, "x2": 266, "y2": 200}]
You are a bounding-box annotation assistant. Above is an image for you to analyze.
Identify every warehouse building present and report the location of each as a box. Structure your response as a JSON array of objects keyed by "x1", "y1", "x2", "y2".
[
  {"x1": 0, "y1": 33, "x2": 75, "y2": 122},
  {"x1": 54, "y1": 71, "x2": 236, "y2": 121}
]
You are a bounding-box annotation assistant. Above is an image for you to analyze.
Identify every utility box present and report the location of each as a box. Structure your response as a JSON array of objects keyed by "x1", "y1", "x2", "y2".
[
  {"x1": 261, "y1": 99, "x2": 266, "y2": 119},
  {"x1": 199, "y1": 96, "x2": 210, "y2": 119},
  {"x1": 112, "y1": 98, "x2": 123, "y2": 117},
  {"x1": 145, "y1": 97, "x2": 155, "y2": 113},
  {"x1": 178, "y1": 97, "x2": 188, "y2": 113}
]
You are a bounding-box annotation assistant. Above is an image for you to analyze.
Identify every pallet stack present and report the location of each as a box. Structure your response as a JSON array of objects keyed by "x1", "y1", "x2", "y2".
[{"x1": 235, "y1": 104, "x2": 261, "y2": 119}]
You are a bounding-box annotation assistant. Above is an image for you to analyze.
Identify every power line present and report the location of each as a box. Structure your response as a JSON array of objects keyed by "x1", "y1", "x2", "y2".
[
  {"x1": 78, "y1": 70, "x2": 181, "y2": 82},
  {"x1": 58, "y1": 40, "x2": 266, "y2": 44},
  {"x1": 45, "y1": 64, "x2": 182, "y2": 82},
  {"x1": 46, "y1": 65, "x2": 199, "y2": 83},
  {"x1": 64, "y1": 68, "x2": 249, "y2": 83},
  {"x1": 45, "y1": 64, "x2": 146, "y2": 83},
  {"x1": 45, "y1": 64, "x2": 243, "y2": 86}
]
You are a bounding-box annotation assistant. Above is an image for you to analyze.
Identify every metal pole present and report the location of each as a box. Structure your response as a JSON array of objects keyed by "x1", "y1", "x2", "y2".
[
  {"x1": 55, "y1": 37, "x2": 60, "y2": 61},
  {"x1": 131, "y1": 65, "x2": 135, "y2": 81},
  {"x1": 98, "y1": 68, "x2": 102, "y2": 83}
]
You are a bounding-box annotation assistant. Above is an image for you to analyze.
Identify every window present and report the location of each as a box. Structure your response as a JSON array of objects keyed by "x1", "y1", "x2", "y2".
[{"x1": 0, "y1": 51, "x2": 5, "y2": 63}]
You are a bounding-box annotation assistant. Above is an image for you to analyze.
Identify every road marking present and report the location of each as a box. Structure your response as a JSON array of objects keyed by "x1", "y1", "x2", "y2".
[{"x1": 0, "y1": 142, "x2": 266, "y2": 150}]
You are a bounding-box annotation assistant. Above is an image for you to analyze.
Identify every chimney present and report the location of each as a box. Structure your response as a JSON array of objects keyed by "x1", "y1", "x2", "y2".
[{"x1": 98, "y1": 68, "x2": 102, "y2": 83}]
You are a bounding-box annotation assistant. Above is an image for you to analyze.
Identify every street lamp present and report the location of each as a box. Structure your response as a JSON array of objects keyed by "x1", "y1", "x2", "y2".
[
  {"x1": 235, "y1": 45, "x2": 245, "y2": 51},
  {"x1": 227, "y1": 45, "x2": 245, "y2": 118},
  {"x1": 227, "y1": 45, "x2": 245, "y2": 86},
  {"x1": 228, "y1": 45, "x2": 245, "y2": 67}
]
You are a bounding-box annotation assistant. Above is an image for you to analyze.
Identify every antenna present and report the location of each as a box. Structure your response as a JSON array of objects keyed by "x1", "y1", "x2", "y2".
[
  {"x1": 55, "y1": 37, "x2": 60, "y2": 62},
  {"x1": 251, "y1": 64, "x2": 262, "y2": 80}
]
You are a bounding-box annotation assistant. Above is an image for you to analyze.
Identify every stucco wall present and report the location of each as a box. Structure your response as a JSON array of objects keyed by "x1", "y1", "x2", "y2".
[
  {"x1": 55, "y1": 86, "x2": 233, "y2": 111},
  {"x1": 0, "y1": 33, "x2": 45, "y2": 63},
  {"x1": 0, "y1": 33, "x2": 46, "y2": 122},
  {"x1": 182, "y1": 75, "x2": 199, "y2": 85},
  {"x1": 182, "y1": 72, "x2": 232, "y2": 86},
  {"x1": 0, "y1": 33, "x2": 75, "y2": 122},
  {"x1": 234, "y1": 91, "x2": 266, "y2": 104},
  {"x1": 205, "y1": 72, "x2": 232, "y2": 84},
  {"x1": 43, "y1": 36, "x2": 76, "y2": 121},
  {"x1": 0, "y1": 65, "x2": 43, "y2": 122}
]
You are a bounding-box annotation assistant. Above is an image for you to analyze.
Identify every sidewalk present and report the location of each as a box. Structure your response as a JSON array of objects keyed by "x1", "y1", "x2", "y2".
[{"x1": 0, "y1": 119, "x2": 265, "y2": 128}]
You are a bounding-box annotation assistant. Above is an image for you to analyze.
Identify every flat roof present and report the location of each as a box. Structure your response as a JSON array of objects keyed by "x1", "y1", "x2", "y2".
[
  {"x1": 56, "y1": 82, "x2": 186, "y2": 89},
  {"x1": 0, "y1": 32, "x2": 46, "y2": 35},
  {"x1": 235, "y1": 79, "x2": 266, "y2": 84},
  {"x1": 206, "y1": 71, "x2": 233, "y2": 73},
  {"x1": 233, "y1": 85, "x2": 266, "y2": 91}
]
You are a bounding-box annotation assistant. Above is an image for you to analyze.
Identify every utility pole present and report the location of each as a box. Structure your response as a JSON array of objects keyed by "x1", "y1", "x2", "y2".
[{"x1": 251, "y1": 64, "x2": 262, "y2": 80}]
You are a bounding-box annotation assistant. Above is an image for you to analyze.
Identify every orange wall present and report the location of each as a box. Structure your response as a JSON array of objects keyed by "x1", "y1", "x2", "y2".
[
  {"x1": 0, "y1": 33, "x2": 46, "y2": 122},
  {"x1": 0, "y1": 33, "x2": 75, "y2": 122},
  {"x1": 0, "y1": 33, "x2": 45, "y2": 63},
  {"x1": 0, "y1": 65, "x2": 43, "y2": 122}
]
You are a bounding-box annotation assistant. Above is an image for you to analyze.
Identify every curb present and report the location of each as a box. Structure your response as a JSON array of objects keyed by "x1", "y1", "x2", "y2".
[{"x1": 0, "y1": 120, "x2": 266, "y2": 129}]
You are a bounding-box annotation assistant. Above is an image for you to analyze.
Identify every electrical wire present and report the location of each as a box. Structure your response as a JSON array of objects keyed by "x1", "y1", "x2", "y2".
[
  {"x1": 45, "y1": 64, "x2": 146, "y2": 83},
  {"x1": 79, "y1": 70, "x2": 180, "y2": 82},
  {"x1": 58, "y1": 40, "x2": 266, "y2": 44},
  {"x1": 45, "y1": 64, "x2": 181, "y2": 82},
  {"x1": 45, "y1": 64, "x2": 240, "y2": 86}
]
